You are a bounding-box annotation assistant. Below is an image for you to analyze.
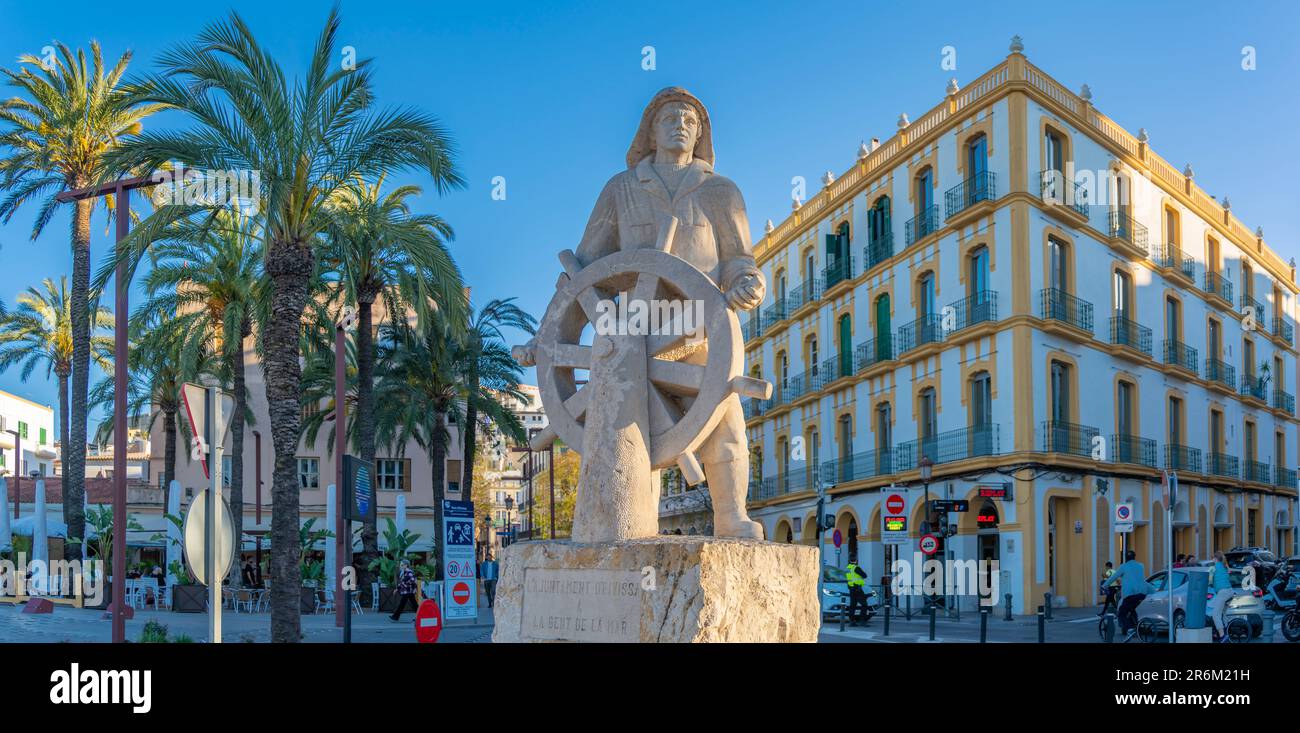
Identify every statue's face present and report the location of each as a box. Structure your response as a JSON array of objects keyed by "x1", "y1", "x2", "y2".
[{"x1": 653, "y1": 102, "x2": 700, "y2": 158}]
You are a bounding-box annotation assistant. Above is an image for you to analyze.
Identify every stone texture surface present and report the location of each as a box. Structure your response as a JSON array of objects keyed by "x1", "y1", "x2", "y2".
[{"x1": 492, "y1": 536, "x2": 818, "y2": 643}]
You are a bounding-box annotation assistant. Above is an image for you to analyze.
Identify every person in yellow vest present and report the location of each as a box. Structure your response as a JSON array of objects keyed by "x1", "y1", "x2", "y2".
[{"x1": 845, "y1": 561, "x2": 870, "y2": 626}]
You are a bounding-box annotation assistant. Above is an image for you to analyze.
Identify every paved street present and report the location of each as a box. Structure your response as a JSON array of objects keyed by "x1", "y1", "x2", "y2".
[{"x1": 0, "y1": 591, "x2": 497, "y2": 644}]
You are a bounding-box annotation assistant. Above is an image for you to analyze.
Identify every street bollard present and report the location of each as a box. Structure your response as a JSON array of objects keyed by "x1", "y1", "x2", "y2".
[
  {"x1": 928, "y1": 605, "x2": 937, "y2": 641},
  {"x1": 1004, "y1": 593, "x2": 1013, "y2": 621},
  {"x1": 1037, "y1": 606, "x2": 1045, "y2": 643},
  {"x1": 1103, "y1": 612, "x2": 1116, "y2": 643},
  {"x1": 979, "y1": 608, "x2": 988, "y2": 643},
  {"x1": 883, "y1": 604, "x2": 891, "y2": 637},
  {"x1": 906, "y1": 592, "x2": 913, "y2": 620},
  {"x1": 1043, "y1": 592, "x2": 1053, "y2": 620},
  {"x1": 839, "y1": 605, "x2": 846, "y2": 632}
]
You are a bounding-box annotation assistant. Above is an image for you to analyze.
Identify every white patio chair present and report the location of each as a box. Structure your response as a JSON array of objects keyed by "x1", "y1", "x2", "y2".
[
  {"x1": 371, "y1": 582, "x2": 381, "y2": 611},
  {"x1": 234, "y1": 589, "x2": 256, "y2": 614}
]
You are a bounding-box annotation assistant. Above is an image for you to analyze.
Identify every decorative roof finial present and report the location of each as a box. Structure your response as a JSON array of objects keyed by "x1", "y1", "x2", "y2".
[
  {"x1": 1010, "y1": 35, "x2": 1024, "y2": 54},
  {"x1": 1222, "y1": 196, "x2": 1231, "y2": 210},
  {"x1": 858, "y1": 141, "x2": 870, "y2": 160},
  {"x1": 897, "y1": 113, "x2": 910, "y2": 129},
  {"x1": 1183, "y1": 163, "x2": 1195, "y2": 178},
  {"x1": 1256, "y1": 226, "x2": 1264, "y2": 238},
  {"x1": 946, "y1": 78, "x2": 960, "y2": 96},
  {"x1": 1079, "y1": 84, "x2": 1092, "y2": 101},
  {"x1": 764, "y1": 219, "x2": 774, "y2": 234},
  {"x1": 822, "y1": 171, "x2": 835, "y2": 187},
  {"x1": 792, "y1": 197, "x2": 802, "y2": 211},
  {"x1": 1137, "y1": 128, "x2": 1149, "y2": 143}
]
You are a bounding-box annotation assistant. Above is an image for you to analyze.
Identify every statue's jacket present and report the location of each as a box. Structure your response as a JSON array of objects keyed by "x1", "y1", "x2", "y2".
[{"x1": 574, "y1": 155, "x2": 762, "y2": 293}]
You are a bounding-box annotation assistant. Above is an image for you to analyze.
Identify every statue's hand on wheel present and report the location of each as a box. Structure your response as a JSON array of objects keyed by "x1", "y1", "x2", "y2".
[
  {"x1": 512, "y1": 340, "x2": 538, "y2": 367},
  {"x1": 724, "y1": 273, "x2": 764, "y2": 311}
]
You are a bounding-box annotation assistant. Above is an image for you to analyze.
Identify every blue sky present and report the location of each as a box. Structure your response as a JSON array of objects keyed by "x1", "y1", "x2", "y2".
[{"x1": 1, "y1": 0, "x2": 1297, "y2": 435}]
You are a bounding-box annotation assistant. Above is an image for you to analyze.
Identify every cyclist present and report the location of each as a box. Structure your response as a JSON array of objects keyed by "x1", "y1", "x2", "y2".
[
  {"x1": 1107, "y1": 550, "x2": 1151, "y2": 641},
  {"x1": 1208, "y1": 551, "x2": 1234, "y2": 643}
]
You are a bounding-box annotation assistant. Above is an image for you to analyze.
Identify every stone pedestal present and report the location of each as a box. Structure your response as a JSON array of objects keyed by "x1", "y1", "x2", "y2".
[{"x1": 491, "y1": 536, "x2": 818, "y2": 643}]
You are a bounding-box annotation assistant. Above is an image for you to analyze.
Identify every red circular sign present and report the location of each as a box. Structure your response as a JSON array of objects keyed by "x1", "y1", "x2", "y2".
[
  {"x1": 885, "y1": 493, "x2": 905, "y2": 514},
  {"x1": 919, "y1": 534, "x2": 940, "y2": 555},
  {"x1": 451, "y1": 581, "x2": 472, "y2": 605},
  {"x1": 832, "y1": 529, "x2": 843, "y2": 548},
  {"x1": 414, "y1": 599, "x2": 443, "y2": 644}
]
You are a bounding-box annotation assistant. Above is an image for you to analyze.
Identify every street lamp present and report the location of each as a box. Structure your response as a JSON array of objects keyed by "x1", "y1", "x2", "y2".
[
  {"x1": 504, "y1": 495, "x2": 515, "y2": 545},
  {"x1": 918, "y1": 454, "x2": 935, "y2": 610}
]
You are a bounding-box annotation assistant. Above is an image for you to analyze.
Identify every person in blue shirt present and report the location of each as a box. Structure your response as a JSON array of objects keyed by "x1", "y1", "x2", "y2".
[
  {"x1": 1107, "y1": 550, "x2": 1152, "y2": 638},
  {"x1": 1208, "y1": 551, "x2": 1234, "y2": 642}
]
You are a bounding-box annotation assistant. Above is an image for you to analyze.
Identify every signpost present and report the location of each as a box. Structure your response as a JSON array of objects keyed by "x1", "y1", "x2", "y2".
[
  {"x1": 1114, "y1": 502, "x2": 1134, "y2": 533},
  {"x1": 1164, "y1": 471, "x2": 1178, "y2": 642},
  {"x1": 442, "y1": 500, "x2": 478, "y2": 621},
  {"x1": 414, "y1": 598, "x2": 443, "y2": 643},
  {"x1": 180, "y1": 383, "x2": 234, "y2": 643},
  {"x1": 976, "y1": 483, "x2": 1012, "y2": 500},
  {"x1": 930, "y1": 499, "x2": 969, "y2": 514},
  {"x1": 342, "y1": 455, "x2": 374, "y2": 522},
  {"x1": 919, "y1": 533, "x2": 940, "y2": 556},
  {"x1": 881, "y1": 489, "x2": 910, "y2": 546},
  {"x1": 832, "y1": 529, "x2": 843, "y2": 549}
]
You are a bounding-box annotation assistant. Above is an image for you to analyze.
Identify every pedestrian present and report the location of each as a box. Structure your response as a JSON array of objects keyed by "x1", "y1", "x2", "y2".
[
  {"x1": 241, "y1": 559, "x2": 257, "y2": 587},
  {"x1": 1173, "y1": 554, "x2": 1186, "y2": 568},
  {"x1": 481, "y1": 554, "x2": 500, "y2": 608},
  {"x1": 845, "y1": 561, "x2": 870, "y2": 626},
  {"x1": 1108, "y1": 550, "x2": 1151, "y2": 640},
  {"x1": 1208, "y1": 551, "x2": 1235, "y2": 642},
  {"x1": 389, "y1": 559, "x2": 418, "y2": 622},
  {"x1": 1098, "y1": 561, "x2": 1117, "y2": 616}
]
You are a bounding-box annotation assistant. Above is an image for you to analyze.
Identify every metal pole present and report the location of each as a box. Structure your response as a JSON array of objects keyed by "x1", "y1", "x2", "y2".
[
  {"x1": 980, "y1": 608, "x2": 988, "y2": 642},
  {"x1": 548, "y1": 443, "x2": 555, "y2": 540},
  {"x1": 883, "y1": 603, "x2": 890, "y2": 636},
  {"x1": 1037, "y1": 606, "x2": 1045, "y2": 643},
  {"x1": 527, "y1": 449, "x2": 534, "y2": 539},
  {"x1": 928, "y1": 604, "x2": 936, "y2": 641},
  {"x1": 334, "y1": 326, "x2": 347, "y2": 629},
  {"x1": 111, "y1": 185, "x2": 129, "y2": 645},
  {"x1": 11, "y1": 431, "x2": 19, "y2": 520},
  {"x1": 209, "y1": 386, "x2": 224, "y2": 643}
]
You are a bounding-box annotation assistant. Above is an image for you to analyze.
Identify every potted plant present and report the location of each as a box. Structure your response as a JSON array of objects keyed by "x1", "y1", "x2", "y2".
[
  {"x1": 148, "y1": 514, "x2": 206, "y2": 612},
  {"x1": 367, "y1": 518, "x2": 422, "y2": 612},
  {"x1": 68, "y1": 505, "x2": 143, "y2": 609},
  {"x1": 298, "y1": 518, "x2": 333, "y2": 613}
]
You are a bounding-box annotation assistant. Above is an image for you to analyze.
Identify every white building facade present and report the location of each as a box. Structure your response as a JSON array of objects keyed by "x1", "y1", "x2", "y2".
[{"x1": 0, "y1": 389, "x2": 57, "y2": 478}]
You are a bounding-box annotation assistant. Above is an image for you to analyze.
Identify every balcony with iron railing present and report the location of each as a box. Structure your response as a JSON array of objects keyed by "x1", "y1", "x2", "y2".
[
  {"x1": 1273, "y1": 317, "x2": 1294, "y2": 346},
  {"x1": 1039, "y1": 288, "x2": 1093, "y2": 334},
  {"x1": 895, "y1": 423, "x2": 1000, "y2": 471},
  {"x1": 820, "y1": 449, "x2": 890, "y2": 486},
  {"x1": 1108, "y1": 210, "x2": 1149, "y2": 256},
  {"x1": 1239, "y1": 373, "x2": 1269, "y2": 403},
  {"x1": 1041, "y1": 420, "x2": 1100, "y2": 458},
  {"x1": 1240, "y1": 293, "x2": 1266, "y2": 321},
  {"x1": 854, "y1": 337, "x2": 895, "y2": 373},
  {"x1": 744, "y1": 316, "x2": 763, "y2": 342},
  {"x1": 896, "y1": 314, "x2": 945, "y2": 354},
  {"x1": 778, "y1": 371, "x2": 814, "y2": 405},
  {"x1": 1205, "y1": 357, "x2": 1235, "y2": 390},
  {"x1": 1153, "y1": 243, "x2": 1195, "y2": 281},
  {"x1": 751, "y1": 470, "x2": 814, "y2": 501},
  {"x1": 948, "y1": 291, "x2": 998, "y2": 333},
  {"x1": 815, "y1": 354, "x2": 854, "y2": 391},
  {"x1": 822, "y1": 255, "x2": 855, "y2": 291},
  {"x1": 1204, "y1": 270, "x2": 1233, "y2": 305},
  {"x1": 1165, "y1": 444, "x2": 1203, "y2": 473},
  {"x1": 761, "y1": 297, "x2": 788, "y2": 330},
  {"x1": 1273, "y1": 389, "x2": 1295, "y2": 415},
  {"x1": 1109, "y1": 316, "x2": 1152, "y2": 358},
  {"x1": 786, "y1": 276, "x2": 822, "y2": 315},
  {"x1": 742, "y1": 397, "x2": 767, "y2": 421},
  {"x1": 1162, "y1": 339, "x2": 1199, "y2": 377},
  {"x1": 944, "y1": 171, "x2": 997, "y2": 222},
  {"x1": 1039, "y1": 170, "x2": 1090, "y2": 222},
  {"x1": 904, "y1": 205, "x2": 941, "y2": 247},
  {"x1": 1244, "y1": 460, "x2": 1271, "y2": 484},
  {"x1": 1275, "y1": 466, "x2": 1298, "y2": 489},
  {"x1": 1207, "y1": 452, "x2": 1239, "y2": 479},
  {"x1": 1110, "y1": 434, "x2": 1157, "y2": 468},
  {"x1": 864, "y1": 232, "x2": 894, "y2": 272}
]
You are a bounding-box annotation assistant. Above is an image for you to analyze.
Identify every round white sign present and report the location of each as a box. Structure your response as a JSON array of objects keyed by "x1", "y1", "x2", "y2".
[{"x1": 183, "y1": 488, "x2": 236, "y2": 586}]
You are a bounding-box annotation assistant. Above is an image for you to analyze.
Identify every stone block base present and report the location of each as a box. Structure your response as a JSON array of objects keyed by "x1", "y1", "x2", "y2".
[
  {"x1": 22, "y1": 598, "x2": 54, "y2": 614},
  {"x1": 491, "y1": 536, "x2": 818, "y2": 643}
]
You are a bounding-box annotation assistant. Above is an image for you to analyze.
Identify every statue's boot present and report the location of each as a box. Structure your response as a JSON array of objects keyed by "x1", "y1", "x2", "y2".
[{"x1": 705, "y1": 458, "x2": 764, "y2": 539}]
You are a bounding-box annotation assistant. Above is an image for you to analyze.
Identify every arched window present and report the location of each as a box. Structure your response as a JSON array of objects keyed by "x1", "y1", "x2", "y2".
[
  {"x1": 874, "y1": 294, "x2": 892, "y2": 362},
  {"x1": 875, "y1": 402, "x2": 892, "y2": 473},
  {"x1": 837, "y1": 314, "x2": 853, "y2": 377},
  {"x1": 807, "y1": 335, "x2": 819, "y2": 378},
  {"x1": 778, "y1": 351, "x2": 789, "y2": 393},
  {"x1": 918, "y1": 387, "x2": 937, "y2": 459},
  {"x1": 968, "y1": 246, "x2": 991, "y2": 324},
  {"x1": 969, "y1": 371, "x2": 993, "y2": 456},
  {"x1": 867, "y1": 196, "x2": 892, "y2": 267}
]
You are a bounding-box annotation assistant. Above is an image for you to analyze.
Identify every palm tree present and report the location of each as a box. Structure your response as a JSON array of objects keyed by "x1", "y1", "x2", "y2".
[
  {"x1": 0, "y1": 277, "x2": 113, "y2": 483},
  {"x1": 136, "y1": 210, "x2": 262, "y2": 586},
  {"x1": 103, "y1": 8, "x2": 463, "y2": 642},
  {"x1": 0, "y1": 41, "x2": 163, "y2": 561},
  {"x1": 375, "y1": 317, "x2": 462, "y2": 579},
  {"x1": 323, "y1": 176, "x2": 463, "y2": 589},
  {"x1": 459, "y1": 299, "x2": 535, "y2": 495}
]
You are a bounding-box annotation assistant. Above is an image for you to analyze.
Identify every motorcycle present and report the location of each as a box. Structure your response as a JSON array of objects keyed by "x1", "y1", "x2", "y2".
[
  {"x1": 1261, "y1": 567, "x2": 1297, "y2": 612},
  {"x1": 1283, "y1": 607, "x2": 1300, "y2": 642}
]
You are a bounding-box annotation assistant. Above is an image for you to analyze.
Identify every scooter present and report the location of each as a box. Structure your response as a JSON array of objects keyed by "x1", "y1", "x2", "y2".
[{"x1": 1262, "y1": 567, "x2": 1297, "y2": 611}]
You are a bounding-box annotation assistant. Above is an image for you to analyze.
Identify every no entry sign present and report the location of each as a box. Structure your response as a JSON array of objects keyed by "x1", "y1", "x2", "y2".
[
  {"x1": 919, "y1": 533, "x2": 940, "y2": 556},
  {"x1": 885, "y1": 492, "x2": 906, "y2": 514},
  {"x1": 451, "y1": 581, "x2": 472, "y2": 606},
  {"x1": 881, "y1": 488, "x2": 910, "y2": 546},
  {"x1": 414, "y1": 599, "x2": 442, "y2": 644}
]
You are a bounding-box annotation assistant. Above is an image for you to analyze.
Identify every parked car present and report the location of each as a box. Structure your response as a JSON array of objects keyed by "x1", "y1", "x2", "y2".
[
  {"x1": 1224, "y1": 547, "x2": 1280, "y2": 584},
  {"x1": 1136, "y1": 567, "x2": 1265, "y2": 638}
]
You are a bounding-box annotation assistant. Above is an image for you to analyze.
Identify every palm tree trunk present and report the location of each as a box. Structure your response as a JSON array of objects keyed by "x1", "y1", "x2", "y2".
[
  {"x1": 227, "y1": 320, "x2": 248, "y2": 589},
  {"x1": 64, "y1": 197, "x2": 92, "y2": 563},
  {"x1": 461, "y1": 354, "x2": 479, "y2": 497},
  {"x1": 355, "y1": 292, "x2": 379, "y2": 596},
  {"x1": 162, "y1": 407, "x2": 177, "y2": 508},
  {"x1": 56, "y1": 369, "x2": 69, "y2": 501},
  {"x1": 431, "y1": 410, "x2": 448, "y2": 580},
  {"x1": 265, "y1": 243, "x2": 314, "y2": 643}
]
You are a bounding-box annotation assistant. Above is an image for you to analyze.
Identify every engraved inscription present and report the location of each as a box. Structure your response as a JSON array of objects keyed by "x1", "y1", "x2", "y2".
[{"x1": 521, "y1": 568, "x2": 642, "y2": 642}]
